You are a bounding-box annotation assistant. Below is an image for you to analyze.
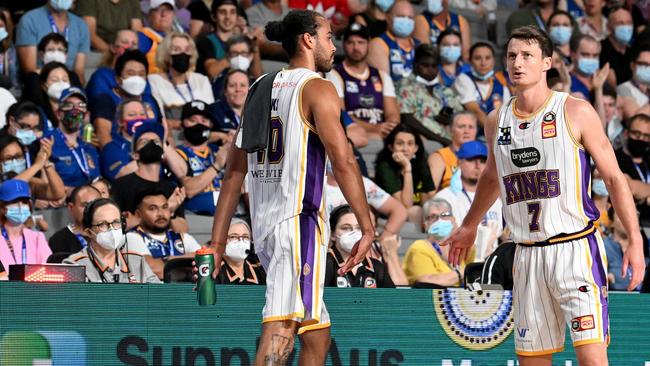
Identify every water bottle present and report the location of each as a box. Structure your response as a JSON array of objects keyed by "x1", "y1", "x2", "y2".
[
  {"x1": 82, "y1": 123, "x2": 94, "y2": 143},
  {"x1": 195, "y1": 247, "x2": 216, "y2": 306}
]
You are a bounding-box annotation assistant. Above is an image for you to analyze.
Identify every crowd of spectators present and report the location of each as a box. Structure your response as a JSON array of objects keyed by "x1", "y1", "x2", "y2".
[{"x1": 0, "y1": 0, "x2": 648, "y2": 292}]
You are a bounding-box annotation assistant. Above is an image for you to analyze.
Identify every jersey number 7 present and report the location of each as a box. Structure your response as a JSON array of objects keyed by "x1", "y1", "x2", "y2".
[{"x1": 527, "y1": 202, "x2": 541, "y2": 232}]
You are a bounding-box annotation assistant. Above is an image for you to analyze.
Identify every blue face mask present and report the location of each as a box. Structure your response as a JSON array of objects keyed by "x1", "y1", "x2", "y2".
[
  {"x1": 428, "y1": 219, "x2": 454, "y2": 239},
  {"x1": 549, "y1": 26, "x2": 572, "y2": 45},
  {"x1": 15, "y1": 129, "x2": 36, "y2": 146},
  {"x1": 0, "y1": 27, "x2": 7, "y2": 43},
  {"x1": 50, "y1": 0, "x2": 73, "y2": 11},
  {"x1": 449, "y1": 168, "x2": 462, "y2": 194},
  {"x1": 635, "y1": 65, "x2": 650, "y2": 84},
  {"x1": 2, "y1": 158, "x2": 27, "y2": 175},
  {"x1": 6, "y1": 205, "x2": 31, "y2": 225},
  {"x1": 592, "y1": 179, "x2": 609, "y2": 197},
  {"x1": 440, "y1": 46, "x2": 461, "y2": 64},
  {"x1": 427, "y1": 0, "x2": 444, "y2": 14},
  {"x1": 471, "y1": 67, "x2": 494, "y2": 81},
  {"x1": 375, "y1": 0, "x2": 394, "y2": 12},
  {"x1": 392, "y1": 16, "x2": 414, "y2": 38},
  {"x1": 577, "y1": 57, "x2": 599, "y2": 76},
  {"x1": 614, "y1": 25, "x2": 633, "y2": 45}
]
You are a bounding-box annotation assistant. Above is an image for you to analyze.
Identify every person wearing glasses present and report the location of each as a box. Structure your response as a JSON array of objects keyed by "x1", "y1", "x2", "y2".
[
  {"x1": 402, "y1": 198, "x2": 472, "y2": 287},
  {"x1": 64, "y1": 198, "x2": 160, "y2": 283},
  {"x1": 215, "y1": 217, "x2": 266, "y2": 285},
  {"x1": 614, "y1": 113, "x2": 650, "y2": 228},
  {"x1": 50, "y1": 87, "x2": 100, "y2": 192},
  {"x1": 434, "y1": 141, "x2": 502, "y2": 261}
]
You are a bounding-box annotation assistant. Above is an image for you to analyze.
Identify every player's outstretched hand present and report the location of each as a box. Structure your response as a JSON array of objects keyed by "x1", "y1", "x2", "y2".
[
  {"x1": 191, "y1": 246, "x2": 222, "y2": 291},
  {"x1": 621, "y1": 242, "x2": 645, "y2": 292},
  {"x1": 440, "y1": 224, "x2": 477, "y2": 267},
  {"x1": 338, "y1": 233, "x2": 374, "y2": 275}
]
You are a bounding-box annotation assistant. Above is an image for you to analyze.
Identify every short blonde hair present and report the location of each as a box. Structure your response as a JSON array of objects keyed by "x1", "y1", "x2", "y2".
[{"x1": 155, "y1": 32, "x2": 199, "y2": 73}]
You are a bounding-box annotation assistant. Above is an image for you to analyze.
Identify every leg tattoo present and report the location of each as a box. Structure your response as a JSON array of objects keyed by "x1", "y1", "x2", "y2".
[{"x1": 264, "y1": 334, "x2": 293, "y2": 366}]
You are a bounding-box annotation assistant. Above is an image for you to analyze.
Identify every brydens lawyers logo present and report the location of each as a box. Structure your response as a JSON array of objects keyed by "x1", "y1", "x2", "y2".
[{"x1": 0, "y1": 331, "x2": 87, "y2": 365}]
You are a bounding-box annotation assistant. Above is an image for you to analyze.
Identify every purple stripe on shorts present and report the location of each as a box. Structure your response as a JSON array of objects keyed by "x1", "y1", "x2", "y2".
[
  {"x1": 579, "y1": 150, "x2": 600, "y2": 221},
  {"x1": 299, "y1": 214, "x2": 316, "y2": 315},
  {"x1": 587, "y1": 233, "x2": 609, "y2": 338}
]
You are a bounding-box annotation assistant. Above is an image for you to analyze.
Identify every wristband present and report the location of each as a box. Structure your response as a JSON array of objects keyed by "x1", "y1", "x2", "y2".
[{"x1": 210, "y1": 164, "x2": 220, "y2": 174}]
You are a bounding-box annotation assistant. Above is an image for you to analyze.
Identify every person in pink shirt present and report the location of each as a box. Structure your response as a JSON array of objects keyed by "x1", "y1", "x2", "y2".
[{"x1": 0, "y1": 179, "x2": 51, "y2": 271}]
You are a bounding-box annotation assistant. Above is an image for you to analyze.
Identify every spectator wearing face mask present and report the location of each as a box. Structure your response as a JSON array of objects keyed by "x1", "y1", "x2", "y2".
[
  {"x1": 22, "y1": 60, "x2": 81, "y2": 135},
  {"x1": 325, "y1": 204, "x2": 395, "y2": 288},
  {"x1": 0, "y1": 132, "x2": 64, "y2": 203},
  {"x1": 600, "y1": 7, "x2": 635, "y2": 85},
  {"x1": 413, "y1": 0, "x2": 471, "y2": 61},
  {"x1": 208, "y1": 69, "x2": 249, "y2": 145},
  {"x1": 86, "y1": 29, "x2": 139, "y2": 102},
  {"x1": 402, "y1": 198, "x2": 472, "y2": 287},
  {"x1": 63, "y1": 198, "x2": 161, "y2": 283},
  {"x1": 74, "y1": 0, "x2": 143, "y2": 53},
  {"x1": 48, "y1": 184, "x2": 101, "y2": 256},
  {"x1": 211, "y1": 34, "x2": 261, "y2": 101},
  {"x1": 126, "y1": 189, "x2": 201, "y2": 280},
  {"x1": 99, "y1": 99, "x2": 169, "y2": 181},
  {"x1": 435, "y1": 28, "x2": 470, "y2": 87},
  {"x1": 15, "y1": 0, "x2": 91, "y2": 84},
  {"x1": 547, "y1": 10, "x2": 576, "y2": 67},
  {"x1": 216, "y1": 217, "x2": 266, "y2": 285},
  {"x1": 614, "y1": 113, "x2": 650, "y2": 227},
  {"x1": 50, "y1": 87, "x2": 100, "y2": 191},
  {"x1": 368, "y1": 0, "x2": 419, "y2": 83},
  {"x1": 111, "y1": 122, "x2": 187, "y2": 231},
  {"x1": 0, "y1": 10, "x2": 18, "y2": 91},
  {"x1": 453, "y1": 41, "x2": 510, "y2": 130},
  {"x1": 617, "y1": 44, "x2": 650, "y2": 120},
  {"x1": 0, "y1": 179, "x2": 51, "y2": 270},
  {"x1": 148, "y1": 32, "x2": 214, "y2": 130},
  {"x1": 90, "y1": 50, "x2": 161, "y2": 148},
  {"x1": 176, "y1": 101, "x2": 227, "y2": 216},
  {"x1": 568, "y1": 34, "x2": 613, "y2": 101},
  {"x1": 3, "y1": 102, "x2": 42, "y2": 162}
]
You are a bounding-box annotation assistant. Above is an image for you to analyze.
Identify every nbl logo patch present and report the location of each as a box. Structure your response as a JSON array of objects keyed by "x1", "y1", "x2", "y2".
[
  {"x1": 571, "y1": 315, "x2": 595, "y2": 332},
  {"x1": 498, "y1": 127, "x2": 512, "y2": 145},
  {"x1": 542, "y1": 111, "x2": 557, "y2": 139}
]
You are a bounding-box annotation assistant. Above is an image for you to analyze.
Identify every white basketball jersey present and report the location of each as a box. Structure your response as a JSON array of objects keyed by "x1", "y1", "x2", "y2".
[
  {"x1": 494, "y1": 91, "x2": 599, "y2": 243},
  {"x1": 240, "y1": 68, "x2": 327, "y2": 242}
]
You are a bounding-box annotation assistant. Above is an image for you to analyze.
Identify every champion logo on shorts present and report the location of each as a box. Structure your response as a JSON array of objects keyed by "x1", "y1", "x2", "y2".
[
  {"x1": 571, "y1": 315, "x2": 595, "y2": 332},
  {"x1": 578, "y1": 285, "x2": 591, "y2": 293}
]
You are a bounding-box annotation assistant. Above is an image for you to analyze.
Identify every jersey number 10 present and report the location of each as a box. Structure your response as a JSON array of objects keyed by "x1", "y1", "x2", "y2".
[{"x1": 257, "y1": 117, "x2": 284, "y2": 164}]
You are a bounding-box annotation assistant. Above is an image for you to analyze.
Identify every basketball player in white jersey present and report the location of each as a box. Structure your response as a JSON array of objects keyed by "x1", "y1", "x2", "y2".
[
  {"x1": 206, "y1": 10, "x2": 374, "y2": 366},
  {"x1": 443, "y1": 26, "x2": 645, "y2": 365}
]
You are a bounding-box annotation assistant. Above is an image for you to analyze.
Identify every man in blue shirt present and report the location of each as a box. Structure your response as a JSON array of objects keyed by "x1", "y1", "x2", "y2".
[
  {"x1": 15, "y1": 0, "x2": 90, "y2": 83},
  {"x1": 176, "y1": 100, "x2": 226, "y2": 216},
  {"x1": 50, "y1": 87, "x2": 100, "y2": 189}
]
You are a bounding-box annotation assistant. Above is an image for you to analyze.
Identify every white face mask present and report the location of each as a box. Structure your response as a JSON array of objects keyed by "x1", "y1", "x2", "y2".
[
  {"x1": 43, "y1": 50, "x2": 67, "y2": 65},
  {"x1": 224, "y1": 239, "x2": 250, "y2": 262},
  {"x1": 95, "y1": 228, "x2": 125, "y2": 251},
  {"x1": 337, "y1": 229, "x2": 362, "y2": 253},
  {"x1": 47, "y1": 80, "x2": 71, "y2": 100},
  {"x1": 120, "y1": 76, "x2": 147, "y2": 96},
  {"x1": 229, "y1": 55, "x2": 251, "y2": 72}
]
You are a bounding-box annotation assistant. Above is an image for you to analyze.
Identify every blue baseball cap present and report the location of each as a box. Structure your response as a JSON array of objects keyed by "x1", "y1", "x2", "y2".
[
  {"x1": 59, "y1": 87, "x2": 87, "y2": 104},
  {"x1": 132, "y1": 122, "x2": 164, "y2": 148},
  {"x1": 0, "y1": 179, "x2": 31, "y2": 202},
  {"x1": 456, "y1": 141, "x2": 488, "y2": 160}
]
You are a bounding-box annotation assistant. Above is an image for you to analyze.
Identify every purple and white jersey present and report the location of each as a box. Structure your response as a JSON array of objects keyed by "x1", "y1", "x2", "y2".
[
  {"x1": 331, "y1": 64, "x2": 385, "y2": 124},
  {"x1": 239, "y1": 68, "x2": 328, "y2": 242},
  {"x1": 494, "y1": 91, "x2": 599, "y2": 243}
]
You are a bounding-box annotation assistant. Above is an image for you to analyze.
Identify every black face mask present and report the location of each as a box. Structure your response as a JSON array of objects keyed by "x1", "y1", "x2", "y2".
[
  {"x1": 137, "y1": 140, "x2": 164, "y2": 164},
  {"x1": 184, "y1": 124, "x2": 210, "y2": 146},
  {"x1": 627, "y1": 137, "x2": 649, "y2": 158},
  {"x1": 171, "y1": 53, "x2": 191, "y2": 73}
]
